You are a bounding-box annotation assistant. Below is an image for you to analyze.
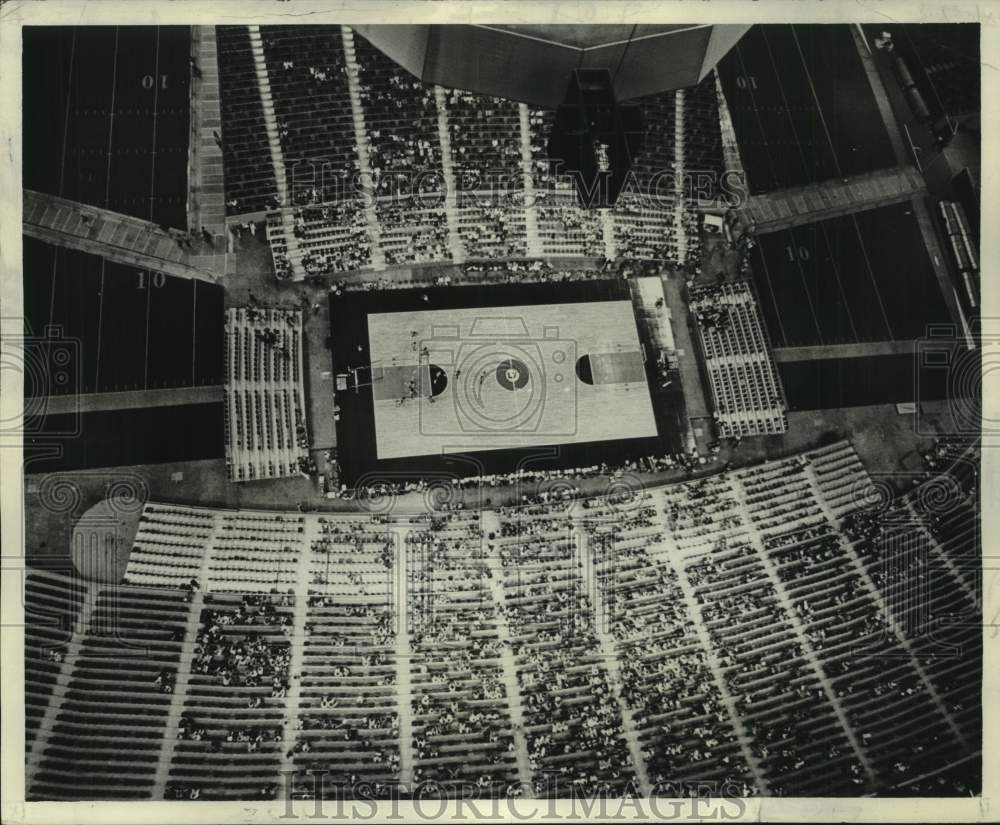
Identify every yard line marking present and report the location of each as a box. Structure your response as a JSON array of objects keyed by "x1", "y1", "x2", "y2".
[
  {"x1": 148, "y1": 27, "x2": 162, "y2": 223},
  {"x1": 49, "y1": 29, "x2": 79, "y2": 341},
  {"x1": 849, "y1": 213, "x2": 896, "y2": 340},
  {"x1": 143, "y1": 273, "x2": 152, "y2": 390},
  {"x1": 191, "y1": 281, "x2": 198, "y2": 385},
  {"x1": 103, "y1": 27, "x2": 120, "y2": 210},
  {"x1": 760, "y1": 28, "x2": 812, "y2": 187},
  {"x1": 785, "y1": 225, "x2": 826, "y2": 346},
  {"x1": 791, "y1": 26, "x2": 844, "y2": 179},
  {"x1": 734, "y1": 37, "x2": 783, "y2": 193},
  {"x1": 56, "y1": 28, "x2": 77, "y2": 201},
  {"x1": 817, "y1": 220, "x2": 861, "y2": 343},
  {"x1": 754, "y1": 240, "x2": 791, "y2": 348},
  {"x1": 95, "y1": 27, "x2": 121, "y2": 393}
]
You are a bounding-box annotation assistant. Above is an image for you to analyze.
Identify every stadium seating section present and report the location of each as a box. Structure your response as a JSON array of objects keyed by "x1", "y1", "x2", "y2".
[
  {"x1": 215, "y1": 24, "x2": 724, "y2": 279},
  {"x1": 224, "y1": 307, "x2": 311, "y2": 482},
  {"x1": 689, "y1": 281, "x2": 788, "y2": 437},
  {"x1": 25, "y1": 439, "x2": 980, "y2": 799}
]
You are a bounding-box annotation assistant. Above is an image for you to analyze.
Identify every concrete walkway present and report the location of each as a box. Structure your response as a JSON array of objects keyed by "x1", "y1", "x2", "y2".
[
  {"x1": 436, "y1": 86, "x2": 467, "y2": 264},
  {"x1": 481, "y1": 511, "x2": 536, "y2": 796},
  {"x1": 277, "y1": 522, "x2": 319, "y2": 800},
  {"x1": 40, "y1": 385, "x2": 224, "y2": 416},
  {"x1": 24, "y1": 189, "x2": 220, "y2": 283},
  {"x1": 517, "y1": 103, "x2": 543, "y2": 258},
  {"x1": 187, "y1": 27, "x2": 229, "y2": 275},
  {"x1": 152, "y1": 518, "x2": 219, "y2": 796},
  {"x1": 573, "y1": 516, "x2": 652, "y2": 795},
  {"x1": 744, "y1": 165, "x2": 925, "y2": 233},
  {"x1": 340, "y1": 27, "x2": 386, "y2": 271},
  {"x1": 773, "y1": 341, "x2": 915, "y2": 363},
  {"x1": 391, "y1": 525, "x2": 416, "y2": 789}
]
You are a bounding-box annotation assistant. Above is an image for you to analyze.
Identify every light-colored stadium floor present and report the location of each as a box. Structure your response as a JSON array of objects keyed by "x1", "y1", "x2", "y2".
[{"x1": 366, "y1": 301, "x2": 658, "y2": 458}]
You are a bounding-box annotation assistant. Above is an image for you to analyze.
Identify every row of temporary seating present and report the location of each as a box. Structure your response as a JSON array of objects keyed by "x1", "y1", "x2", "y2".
[
  {"x1": 124, "y1": 506, "x2": 212, "y2": 588},
  {"x1": 224, "y1": 307, "x2": 310, "y2": 483},
  {"x1": 689, "y1": 281, "x2": 788, "y2": 437},
  {"x1": 124, "y1": 504, "x2": 308, "y2": 592}
]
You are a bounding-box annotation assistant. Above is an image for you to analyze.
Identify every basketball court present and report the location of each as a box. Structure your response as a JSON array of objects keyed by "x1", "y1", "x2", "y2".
[
  {"x1": 329, "y1": 280, "x2": 675, "y2": 485},
  {"x1": 364, "y1": 301, "x2": 657, "y2": 459}
]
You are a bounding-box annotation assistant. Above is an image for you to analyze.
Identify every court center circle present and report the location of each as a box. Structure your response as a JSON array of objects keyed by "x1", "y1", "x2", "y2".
[{"x1": 495, "y1": 358, "x2": 530, "y2": 391}]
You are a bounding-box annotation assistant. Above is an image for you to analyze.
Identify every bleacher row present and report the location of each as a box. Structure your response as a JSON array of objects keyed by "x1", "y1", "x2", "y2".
[
  {"x1": 25, "y1": 440, "x2": 980, "y2": 799},
  {"x1": 223, "y1": 307, "x2": 311, "y2": 483},
  {"x1": 689, "y1": 281, "x2": 788, "y2": 437},
  {"x1": 215, "y1": 25, "x2": 722, "y2": 279}
]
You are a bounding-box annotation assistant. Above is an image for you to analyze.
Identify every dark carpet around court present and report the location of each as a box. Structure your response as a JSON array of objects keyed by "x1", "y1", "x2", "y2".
[{"x1": 328, "y1": 280, "x2": 685, "y2": 487}]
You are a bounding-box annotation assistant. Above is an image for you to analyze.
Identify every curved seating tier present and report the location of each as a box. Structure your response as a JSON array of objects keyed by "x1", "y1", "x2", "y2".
[
  {"x1": 493, "y1": 503, "x2": 636, "y2": 796},
  {"x1": 216, "y1": 22, "x2": 718, "y2": 278},
  {"x1": 407, "y1": 512, "x2": 520, "y2": 794},
  {"x1": 24, "y1": 572, "x2": 86, "y2": 751},
  {"x1": 29, "y1": 585, "x2": 190, "y2": 800},
  {"x1": 26, "y1": 440, "x2": 980, "y2": 798}
]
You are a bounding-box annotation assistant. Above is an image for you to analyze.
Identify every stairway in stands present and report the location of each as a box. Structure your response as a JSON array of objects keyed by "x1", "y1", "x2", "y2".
[
  {"x1": 340, "y1": 27, "x2": 386, "y2": 271},
  {"x1": 247, "y1": 25, "x2": 304, "y2": 272},
  {"x1": 517, "y1": 103, "x2": 543, "y2": 258},
  {"x1": 434, "y1": 86, "x2": 468, "y2": 264}
]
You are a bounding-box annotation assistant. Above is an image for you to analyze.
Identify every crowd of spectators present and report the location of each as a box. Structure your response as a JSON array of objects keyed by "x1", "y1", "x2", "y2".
[{"x1": 192, "y1": 595, "x2": 292, "y2": 691}]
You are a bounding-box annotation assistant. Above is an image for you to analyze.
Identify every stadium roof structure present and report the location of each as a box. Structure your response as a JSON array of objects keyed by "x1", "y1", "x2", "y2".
[{"x1": 353, "y1": 24, "x2": 750, "y2": 107}]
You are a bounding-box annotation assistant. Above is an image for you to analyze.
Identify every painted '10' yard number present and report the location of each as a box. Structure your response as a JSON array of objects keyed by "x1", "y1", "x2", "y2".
[{"x1": 136, "y1": 271, "x2": 166, "y2": 289}]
